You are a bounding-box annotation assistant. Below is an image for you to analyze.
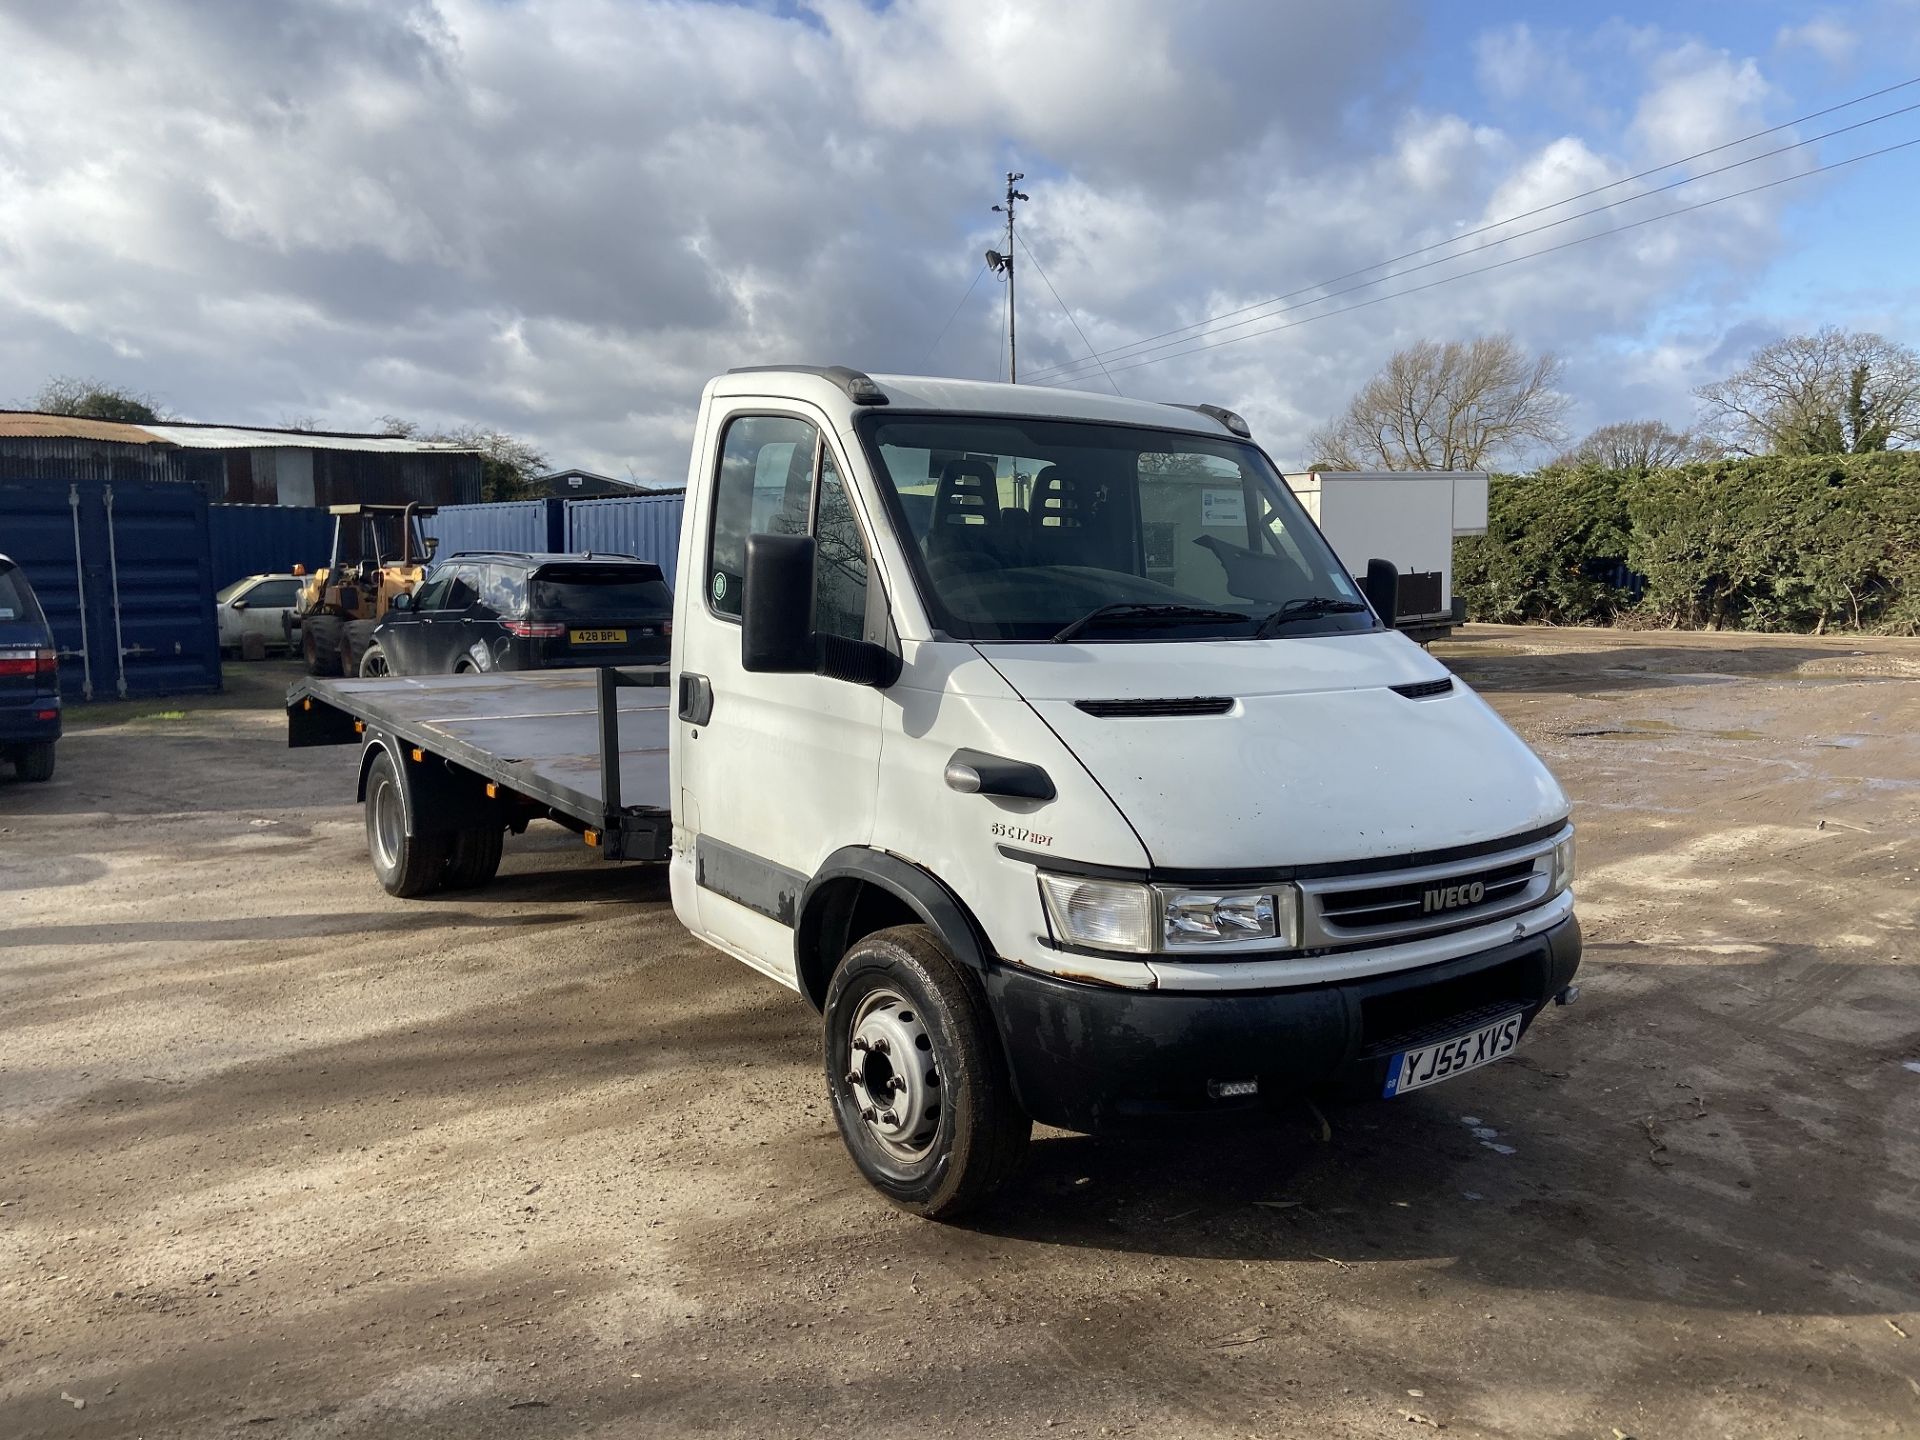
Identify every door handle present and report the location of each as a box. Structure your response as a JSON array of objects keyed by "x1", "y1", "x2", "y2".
[{"x1": 678, "y1": 672, "x2": 714, "y2": 725}]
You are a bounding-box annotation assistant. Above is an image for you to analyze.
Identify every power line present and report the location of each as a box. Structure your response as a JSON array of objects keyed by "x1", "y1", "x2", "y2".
[
  {"x1": 924, "y1": 260, "x2": 991, "y2": 364},
  {"x1": 1013, "y1": 231, "x2": 1124, "y2": 396},
  {"x1": 1026, "y1": 75, "x2": 1920, "y2": 384},
  {"x1": 1028, "y1": 135, "x2": 1920, "y2": 383},
  {"x1": 1028, "y1": 97, "x2": 1920, "y2": 384}
]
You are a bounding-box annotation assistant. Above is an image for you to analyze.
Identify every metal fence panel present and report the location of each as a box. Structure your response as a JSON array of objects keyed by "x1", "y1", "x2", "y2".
[
  {"x1": 565, "y1": 494, "x2": 686, "y2": 587},
  {"x1": 208, "y1": 505, "x2": 335, "y2": 588}
]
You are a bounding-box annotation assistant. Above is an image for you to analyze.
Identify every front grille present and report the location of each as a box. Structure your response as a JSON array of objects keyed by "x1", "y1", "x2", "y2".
[
  {"x1": 1318, "y1": 859, "x2": 1536, "y2": 929},
  {"x1": 1296, "y1": 827, "x2": 1565, "y2": 948},
  {"x1": 1074, "y1": 696, "x2": 1233, "y2": 717}
]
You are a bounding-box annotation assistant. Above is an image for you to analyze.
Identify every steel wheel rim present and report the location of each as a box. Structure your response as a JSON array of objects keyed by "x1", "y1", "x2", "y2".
[
  {"x1": 843, "y1": 987, "x2": 941, "y2": 1162},
  {"x1": 370, "y1": 771, "x2": 403, "y2": 872}
]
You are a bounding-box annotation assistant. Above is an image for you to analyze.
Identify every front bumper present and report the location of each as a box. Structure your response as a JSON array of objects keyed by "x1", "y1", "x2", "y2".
[{"x1": 984, "y1": 915, "x2": 1581, "y2": 1133}]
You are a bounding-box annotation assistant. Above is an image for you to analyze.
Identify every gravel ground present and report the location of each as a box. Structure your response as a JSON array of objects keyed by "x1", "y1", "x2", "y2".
[{"x1": 2, "y1": 626, "x2": 1918, "y2": 1439}]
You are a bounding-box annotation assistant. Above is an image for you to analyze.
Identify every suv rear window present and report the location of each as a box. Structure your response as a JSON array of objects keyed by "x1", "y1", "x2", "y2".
[
  {"x1": 0, "y1": 564, "x2": 48, "y2": 628},
  {"x1": 531, "y1": 567, "x2": 672, "y2": 617}
]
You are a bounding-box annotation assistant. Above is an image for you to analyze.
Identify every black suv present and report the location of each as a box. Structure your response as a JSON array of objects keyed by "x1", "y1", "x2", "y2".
[
  {"x1": 362, "y1": 552, "x2": 673, "y2": 677},
  {"x1": 0, "y1": 554, "x2": 61, "y2": 782}
]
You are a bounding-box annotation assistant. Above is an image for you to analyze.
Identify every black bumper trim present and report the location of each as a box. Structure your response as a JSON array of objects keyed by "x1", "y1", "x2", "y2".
[{"x1": 984, "y1": 915, "x2": 1582, "y2": 1134}]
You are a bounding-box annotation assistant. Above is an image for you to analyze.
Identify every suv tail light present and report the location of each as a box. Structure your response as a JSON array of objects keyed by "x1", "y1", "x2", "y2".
[
  {"x1": 0, "y1": 647, "x2": 56, "y2": 679},
  {"x1": 503, "y1": 619, "x2": 566, "y2": 639}
]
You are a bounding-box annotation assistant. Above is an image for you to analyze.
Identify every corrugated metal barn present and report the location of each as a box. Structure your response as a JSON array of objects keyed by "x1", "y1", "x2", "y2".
[{"x1": 0, "y1": 413, "x2": 483, "y2": 506}]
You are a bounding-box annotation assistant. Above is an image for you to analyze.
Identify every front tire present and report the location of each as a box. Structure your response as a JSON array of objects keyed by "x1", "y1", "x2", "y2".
[
  {"x1": 824, "y1": 925, "x2": 1030, "y2": 1219},
  {"x1": 364, "y1": 748, "x2": 447, "y2": 897},
  {"x1": 358, "y1": 642, "x2": 392, "y2": 678},
  {"x1": 343, "y1": 618, "x2": 379, "y2": 675},
  {"x1": 16, "y1": 742, "x2": 56, "y2": 783},
  {"x1": 302, "y1": 614, "x2": 343, "y2": 676}
]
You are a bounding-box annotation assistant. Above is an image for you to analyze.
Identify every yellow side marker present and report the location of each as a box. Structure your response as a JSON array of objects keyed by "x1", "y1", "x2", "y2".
[
  {"x1": 584, "y1": 829, "x2": 601, "y2": 848},
  {"x1": 410, "y1": 747, "x2": 425, "y2": 762},
  {"x1": 485, "y1": 782, "x2": 498, "y2": 798},
  {"x1": 301, "y1": 698, "x2": 311, "y2": 711},
  {"x1": 353, "y1": 720, "x2": 365, "y2": 734}
]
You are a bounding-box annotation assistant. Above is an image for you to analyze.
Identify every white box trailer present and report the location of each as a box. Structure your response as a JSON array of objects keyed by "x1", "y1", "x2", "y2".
[{"x1": 1285, "y1": 471, "x2": 1489, "y2": 641}]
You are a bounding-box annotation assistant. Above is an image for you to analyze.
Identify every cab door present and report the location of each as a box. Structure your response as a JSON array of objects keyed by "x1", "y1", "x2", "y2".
[{"x1": 672, "y1": 406, "x2": 886, "y2": 988}]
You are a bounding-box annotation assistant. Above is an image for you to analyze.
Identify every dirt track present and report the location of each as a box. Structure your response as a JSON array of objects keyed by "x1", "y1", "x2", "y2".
[{"x1": 3, "y1": 626, "x2": 1918, "y2": 1439}]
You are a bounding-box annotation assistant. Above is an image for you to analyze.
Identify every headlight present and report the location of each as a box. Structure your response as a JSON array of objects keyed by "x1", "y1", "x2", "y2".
[
  {"x1": 1037, "y1": 875, "x2": 1300, "y2": 954},
  {"x1": 1037, "y1": 875, "x2": 1156, "y2": 954},
  {"x1": 1550, "y1": 832, "x2": 1576, "y2": 894},
  {"x1": 1159, "y1": 886, "x2": 1300, "y2": 950}
]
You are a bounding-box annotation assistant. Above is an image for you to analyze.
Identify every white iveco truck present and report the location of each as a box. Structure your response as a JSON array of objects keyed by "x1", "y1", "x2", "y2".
[{"x1": 291, "y1": 367, "x2": 1581, "y2": 1218}]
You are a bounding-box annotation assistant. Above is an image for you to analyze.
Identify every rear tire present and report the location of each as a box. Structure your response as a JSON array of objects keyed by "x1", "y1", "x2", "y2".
[
  {"x1": 443, "y1": 826, "x2": 504, "y2": 889},
  {"x1": 358, "y1": 642, "x2": 392, "y2": 678},
  {"x1": 16, "y1": 742, "x2": 56, "y2": 783},
  {"x1": 303, "y1": 614, "x2": 343, "y2": 676},
  {"x1": 364, "y1": 749, "x2": 447, "y2": 897},
  {"x1": 824, "y1": 925, "x2": 1031, "y2": 1220},
  {"x1": 344, "y1": 618, "x2": 379, "y2": 675}
]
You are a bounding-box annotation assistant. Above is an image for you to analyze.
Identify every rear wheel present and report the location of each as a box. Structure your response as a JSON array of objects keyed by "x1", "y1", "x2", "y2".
[
  {"x1": 358, "y1": 642, "x2": 392, "y2": 678},
  {"x1": 443, "y1": 826, "x2": 504, "y2": 889},
  {"x1": 364, "y1": 749, "x2": 447, "y2": 897},
  {"x1": 302, "y1": 614, "x2": 343, "y2": 676},
  {"x1": 16, "y1": 742, "x2": 56, "y2": 783},
  {"x1": 824, "y1": 925, "x2": 1031, "y2": 1219}
]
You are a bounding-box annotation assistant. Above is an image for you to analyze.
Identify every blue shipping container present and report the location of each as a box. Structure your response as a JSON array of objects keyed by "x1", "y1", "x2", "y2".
[
  {"x1": 208, "y1": 505, "x2": 335, "y2": 589},
  {"x1": 566, "y1": 493, "x2": 685, "y2": 587},
  {"x1": 0, "y1": 480, "x2": 221, "y2": 701},
  {"x1": 422, "y1": 500, "x2": 565, "y2": 559}
]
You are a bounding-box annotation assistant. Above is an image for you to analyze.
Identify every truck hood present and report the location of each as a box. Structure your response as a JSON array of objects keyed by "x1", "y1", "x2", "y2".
[{"x1": 976, "y1": 632, "x2": 1568, "y2": 870}]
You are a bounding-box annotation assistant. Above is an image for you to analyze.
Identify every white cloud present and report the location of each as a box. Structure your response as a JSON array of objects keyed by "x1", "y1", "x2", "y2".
[
  {"x1": 1776, "y1": 15, "x2": 1859, "y2": 65},
  {"x1": 0, "y1": 2, "x2": 1883, "y2": 478}
]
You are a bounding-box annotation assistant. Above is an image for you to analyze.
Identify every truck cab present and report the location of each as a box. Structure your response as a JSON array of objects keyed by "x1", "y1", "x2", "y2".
[{"x1": 667, "y1": 367, "x2": 1579, "y2": 1215}]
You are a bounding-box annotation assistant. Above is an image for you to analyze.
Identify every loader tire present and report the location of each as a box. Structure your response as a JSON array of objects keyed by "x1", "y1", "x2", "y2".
[{"x1": 302, "y1": 614, "x2": 344, "y2": 676}]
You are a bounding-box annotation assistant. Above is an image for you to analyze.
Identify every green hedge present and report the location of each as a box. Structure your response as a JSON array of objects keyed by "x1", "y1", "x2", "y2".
[{"x1": 1455, "y1": 453, "x2": 1920, "y2": 633}]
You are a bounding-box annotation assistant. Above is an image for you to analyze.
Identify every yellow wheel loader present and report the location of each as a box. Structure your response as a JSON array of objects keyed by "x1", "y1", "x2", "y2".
[{"x1": 290, "y1": 504, "x2": 439, "y2": 676}]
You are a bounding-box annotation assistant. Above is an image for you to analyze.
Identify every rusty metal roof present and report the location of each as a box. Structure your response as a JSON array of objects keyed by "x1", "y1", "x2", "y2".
[{"x1": 0, "y1": 412, "x2": 478, "y2": 453}]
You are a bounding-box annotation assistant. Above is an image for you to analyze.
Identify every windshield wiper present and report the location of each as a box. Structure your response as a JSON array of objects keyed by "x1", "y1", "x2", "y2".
[
  {"x1": 1253, "y1": 595, "x2": 1372, "y2": 637},
  {"x1": 1051, "y1": 602, "x2": 1252, "y2": 643}
]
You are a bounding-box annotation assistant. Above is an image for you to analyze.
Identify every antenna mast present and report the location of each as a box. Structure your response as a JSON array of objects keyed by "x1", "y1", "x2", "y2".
[{"x1": 985, "y1": 171, "x2": 1028, "y2": 382}]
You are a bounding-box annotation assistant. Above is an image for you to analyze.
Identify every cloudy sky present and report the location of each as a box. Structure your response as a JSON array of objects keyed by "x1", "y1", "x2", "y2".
[{"x1": 2, "y1": 0, "x2": 1918, "y2": 481}]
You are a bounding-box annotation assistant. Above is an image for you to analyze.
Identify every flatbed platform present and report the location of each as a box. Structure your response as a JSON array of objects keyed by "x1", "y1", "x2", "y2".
[{"x1": 288, "y1": 668, "x2": 671, "y2": 858}]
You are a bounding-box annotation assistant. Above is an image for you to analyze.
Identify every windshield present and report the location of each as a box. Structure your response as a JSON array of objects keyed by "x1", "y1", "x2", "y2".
[{"x1": 859, "y1": 414, "x2": 1375, "y2": 641}]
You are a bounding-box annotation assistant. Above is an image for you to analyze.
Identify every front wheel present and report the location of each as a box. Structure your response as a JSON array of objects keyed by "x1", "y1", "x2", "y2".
[
  {"x1": 302, "y1": 614, "x2": 343, "y2": 676},
  {"x1": 364, "y1": 748, "x2": 447, "y2": 897},
  {"x1": 358, "y1": 642, "x2": 392, "y2": 678},
  {"x1": 824, "y1": 925, "x2": 1031, "y2": 1219}
]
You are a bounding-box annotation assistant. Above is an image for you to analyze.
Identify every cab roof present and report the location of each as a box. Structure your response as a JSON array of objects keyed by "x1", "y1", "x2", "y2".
[{"x1": 712, "y1": 366, "x2": 1250, "y2": 440}]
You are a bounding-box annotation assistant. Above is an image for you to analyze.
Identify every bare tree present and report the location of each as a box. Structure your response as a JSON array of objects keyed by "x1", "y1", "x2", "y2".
[
  {"x1": 1309, "y1": 335, "x2": 1570, "y2": 471},
  {"x1": 1555, "y1": 419, "x2": 1715, "y2": 471},
  {"x1": 379, "y1": 415, "x2": 549, "y2": 501},
  {"x1": 30, "y1": 375, "x2": 165, "y2": 424},
  {"x1": 1694, "y1": 327, "x2": 1920, "y2": 455}
]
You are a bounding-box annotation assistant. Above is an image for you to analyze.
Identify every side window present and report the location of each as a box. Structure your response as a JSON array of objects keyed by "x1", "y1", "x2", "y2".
[
  {"x1": 708, "y1": 415, "x2": 820, "y2": 618},
  {"x1": 481, "y1": 565, "x2": 525, "y2": 616},
  {"x1": 249, "y1": 579, "x2": 301, "y2": 608},
  {"x1": 813, "y1": 450, "x2": 871, "y2": 641},
  {"x1": 410, "y1": 573, "x2": 452, "y2": 611},
  {"x1": 442, "y1": 566, "x2": 482, "y2": 610}
]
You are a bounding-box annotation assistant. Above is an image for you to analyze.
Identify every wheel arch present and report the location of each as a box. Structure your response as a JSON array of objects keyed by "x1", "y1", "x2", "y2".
[{"x1": 793, "y1": 848, "x2": 994, "y2": 1012}]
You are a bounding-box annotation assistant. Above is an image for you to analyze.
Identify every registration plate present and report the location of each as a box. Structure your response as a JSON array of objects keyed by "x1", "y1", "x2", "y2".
[
  {"x1": 570, "y1": 628, "x2": 627, "y2": 644},
  {"x1": 1383, "y1": 1012, "x2": 1523, "y2": 1097}
]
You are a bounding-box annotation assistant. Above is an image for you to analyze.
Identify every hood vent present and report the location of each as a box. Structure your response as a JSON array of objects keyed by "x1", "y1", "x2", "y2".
[
  {"x1": 1390, "y1": 677, "x2": 1454, "y2": 700},
  {"x1": 1075, "y1": 696, "x2": 1233, "y2": 718}
]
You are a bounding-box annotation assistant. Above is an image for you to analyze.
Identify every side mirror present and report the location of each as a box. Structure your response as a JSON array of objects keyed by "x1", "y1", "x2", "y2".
[
  {"x1": 230, "y1": 599, "x2": 249, "y2": 611},
  {"x1": 424, "y1": 536, "x2": 440, "y2": 557},
  {"x1": 389, "y1": 592, "x2": 414, "y2": 613},
  {"x1": 740, "y1": 534, "x2": 817, "y2": 673},
  {"x1": 1362, "y1": 558, "x2": 1400, "y2": 625}
]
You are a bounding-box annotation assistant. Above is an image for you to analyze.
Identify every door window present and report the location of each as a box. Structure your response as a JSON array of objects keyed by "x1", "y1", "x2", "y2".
[
  {"x1": 410, "y1": 573, "x2": 453, "y2": 611},
  {"x1": 442, "y1": 567, "x2": 482, "y2": 610},
  {"x1": 813, "y1": 451, "x2": 871, "y2": 641},
  {"x1": 246, "y1": 579, "x2": 301, "y2": 608},
  {"x1": 708, "y1": 415, "x2": 817, "y2": 618}
]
